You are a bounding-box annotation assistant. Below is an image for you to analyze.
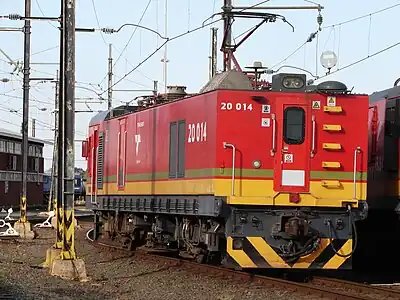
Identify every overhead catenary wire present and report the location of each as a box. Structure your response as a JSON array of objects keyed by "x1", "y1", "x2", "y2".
[
  {"x1": 97, "y1": 0, "x2": 155, "y2": 88},
  {"x1": 106, "y1": 0, "x2": 275, "y2": 91},
  {"x1": 99, "y1": 17, "x2": 223, "y2": 95},
  {"x1": 34, "y1": 0, "x2": 57, "y2": 29},
  {"x1": 91, "y1": 0, "x2": 109, "y2": 46},
  {"x1": 272, "y1": 2, "x2": 400, "y2": 69},
  {"x1": 315, "y1": 39, "x2": 400, "y2": 82}
]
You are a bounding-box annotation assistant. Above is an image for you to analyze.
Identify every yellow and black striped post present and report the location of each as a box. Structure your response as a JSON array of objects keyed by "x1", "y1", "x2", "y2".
[
  {"x1": 50, "y1": 0, "x2": 87, "y2": 281},
  {"x1": 60, "y1": 0, "x2": 77, "y2": 261}
]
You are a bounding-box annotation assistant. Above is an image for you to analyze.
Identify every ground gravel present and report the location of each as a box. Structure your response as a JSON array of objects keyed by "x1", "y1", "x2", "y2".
[{"x1": 0, "y1": 221, "x2": 325, "y2": 300}]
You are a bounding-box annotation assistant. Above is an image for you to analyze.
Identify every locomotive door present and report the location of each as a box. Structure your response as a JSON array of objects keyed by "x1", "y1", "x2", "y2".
[
  {"x1": 90, "y1": 129, "x2": 99, "y2": 204},
  {"x1": 117, "y1": 119, "x2": 127, "y2": 189},
  {"x1": 274, "y1": 100, "x2": 310, "y2": 193}
]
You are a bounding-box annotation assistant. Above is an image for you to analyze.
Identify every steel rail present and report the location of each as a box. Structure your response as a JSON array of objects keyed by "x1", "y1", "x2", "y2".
[{"x1": 86, "y1": 229, "x2": 367, "y2": 300}]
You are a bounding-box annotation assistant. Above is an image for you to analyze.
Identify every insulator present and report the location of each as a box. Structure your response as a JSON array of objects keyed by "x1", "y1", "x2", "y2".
[
  {"x1": 102, "y1": 28, "x2": 114, "y2": 34},
  {"x1": 317, "y1": 14, "x2": 323, "y2": 30},
  {"x1": 8, "y1": 14, "x2": 21, "y2": 20}
]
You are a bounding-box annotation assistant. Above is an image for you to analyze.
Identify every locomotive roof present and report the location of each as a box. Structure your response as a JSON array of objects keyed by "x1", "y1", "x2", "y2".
[
  {"x1": 89, "y1": 70, "x2": 254, "y2": 126},
  {"x1": 369, "y1": 85, "x2": 400, "y2": 103},
  {"x1": 0, "y1": 128, "x2": 50, "y2": 145}
]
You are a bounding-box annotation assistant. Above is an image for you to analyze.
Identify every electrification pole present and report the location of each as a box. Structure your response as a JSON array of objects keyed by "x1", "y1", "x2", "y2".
[
  {"x1": 161, "y1": 0, "x2": 168, "y2": 93},
  {"x1": 62, "y1": 0, "x2": 78, "y2": 261},
  {"x1": 31, "y1": 119, "x2": 35, "y2": 137},
  {"x1": 223, "y1": 0, "x2": 232, "y2": 71},
  {"x1": 107, "y1": 44, "x2": 112, "y2": 111},
  {"x1": 56, "y1": 3, "x2": 64, "y2": 251},
  {"x1": 48, "y1": 71, "x2": 59, "y2": 213},
  {"x1": 211, "y1": 27, "x2": 218, "y2": 78},
  {"x1": 14, "y1": 0, "x2": 34, "y2": 239}
]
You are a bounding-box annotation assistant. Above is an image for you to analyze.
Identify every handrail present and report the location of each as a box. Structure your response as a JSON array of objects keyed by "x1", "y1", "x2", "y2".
[
  {"x1": 95, "y1": 146, "x2": 99, "y2": 204},
  {"x1": 311, "y1": 115, "x2": 316, "y2": 157},
  {"x1": 270, "y1": 114, "x2": 276, "y2": 157},
  {"x1": 223, "y1": 142, "x2": 236, "y2": 196},
  {"x1": 90, "y1": 147, "x2": 94, "y2": 204},
  {"x1": 123, "y1": 130, "x2": 127, "y2": 186},
  {"x1": 353, "y1": 146, "x2": 361, "y2": 200},
  {"x1": 117, "y1": 132, "x2": 120, "y2": 187}
]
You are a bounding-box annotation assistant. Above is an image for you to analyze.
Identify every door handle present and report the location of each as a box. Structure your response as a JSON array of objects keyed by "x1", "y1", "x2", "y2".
[{"x1": 282, "y1": 146, "x2": 289, "y2": 153}]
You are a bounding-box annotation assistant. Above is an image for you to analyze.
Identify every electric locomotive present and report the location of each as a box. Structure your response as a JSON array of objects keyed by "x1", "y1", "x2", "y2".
[{"x1": 82, "y1": 71, "x2": 370, "y2": 270}]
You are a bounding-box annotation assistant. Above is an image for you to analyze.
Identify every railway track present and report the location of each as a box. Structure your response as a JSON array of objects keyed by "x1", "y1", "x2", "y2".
[
  {"x1": 309, "y1": 277, "x2": 400, "y2": 300},
  {"x1": 85, "y1": 228, "x2": 400, "y2": 300}
]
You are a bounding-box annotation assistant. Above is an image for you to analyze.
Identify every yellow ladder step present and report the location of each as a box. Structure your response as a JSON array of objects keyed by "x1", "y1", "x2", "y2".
[
  {"x1": 322, "y1": 161, "x2": 341, "y2": 168},
  {"x1": 324, "y1": 106, "x2": 343, "y2": 112},
  {"x1": 323, "y1": 143, "x2": 342, "y2": 150},
  {"x1": 321, "y1": 180, "x2": 342, "y2": 188},
  {"x1": 323, "y1": 124, "x2": 342, "y2": 131}
]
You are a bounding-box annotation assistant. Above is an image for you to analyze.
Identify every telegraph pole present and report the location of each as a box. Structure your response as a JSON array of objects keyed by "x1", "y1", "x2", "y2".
[
  {"x1": 50, "y1": 0, "x2": 87, "y2": 281},
  {"x1": 14, "y1": 0, "x2": 35, "y2": 239},
  {"x1": 107, "y1": 44, "x2": 112, "y2": 110}
]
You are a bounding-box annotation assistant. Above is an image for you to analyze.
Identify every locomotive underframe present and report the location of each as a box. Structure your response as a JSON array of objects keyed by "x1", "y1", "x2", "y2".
[{"x1": 87, "y1": 195, "x2": 366, "y2": 269}]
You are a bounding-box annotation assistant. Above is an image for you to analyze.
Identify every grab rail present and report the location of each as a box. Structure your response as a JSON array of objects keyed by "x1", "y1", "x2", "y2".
[
  {"x1": 117, "y1": 132, "x2": 120, "y2": 186},
  {"x1": 95, "y1": 146, "x2": 99, "y2": 204},
  {"x1": 353, "y1": 146, "x2": 361, "y2": 200},
  {"x1": 90, "y1": 147, "x2": 95, "y2": 204},
  {"x1": 270, "y1": 114, "x2": 276, "y2": 157},
  {"x1": 223, "y1": 142, "x2": 236, "y2": 196},
  {"x1": 311, "y1": 115, "x2": 316, "y2": 157}
]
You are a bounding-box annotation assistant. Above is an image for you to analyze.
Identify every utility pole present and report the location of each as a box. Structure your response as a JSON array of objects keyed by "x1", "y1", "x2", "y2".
[
  {"x1": 210, "y1": 27, "x2": 218, "y2": 79},
  {"x1": 107, "y1": 44, "x2": 112, "y2": 111},
  {"x1": 222, "y1": 0, "x2": 232, "y2": 71},
  {"x1": 31, "y1": 119, "x2": 35, "y2": 137},
  {"x1": 161, "y1": 0, "x2": 169, "y2": 93},
  {"x1": 14, "y1": 0, "x2": 34, "y2": 239},
  {"x1": 48, "y1": 71, "x2": 59, "y2": 213},
  {"x1": 50, "y1": 0, "x2": 87, "y2": 281}
]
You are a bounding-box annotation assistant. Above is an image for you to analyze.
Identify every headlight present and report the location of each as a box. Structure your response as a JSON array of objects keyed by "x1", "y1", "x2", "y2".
[
  {"x1": 282, "y1": 76, "x2": 305, "y2": 89},
  {"x1": 232, "y1": 238, "x2": 243, "y2": 250},
  {"x1": 253, "y1": 160, "x2": 261, "y2": 169}
]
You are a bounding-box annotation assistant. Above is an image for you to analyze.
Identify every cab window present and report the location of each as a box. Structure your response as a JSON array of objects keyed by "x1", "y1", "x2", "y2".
[{"x1": 283, "y1": 107, "x2": 305, "y2": 144}]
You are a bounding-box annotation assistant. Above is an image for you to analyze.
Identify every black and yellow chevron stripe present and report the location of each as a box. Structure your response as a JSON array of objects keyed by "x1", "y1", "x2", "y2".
[
  {"x1": 60, "y1": 209, "x2": 76, "y2": 260},
  {"x1": 226, "y1": 237, "x2": 352, "y2": 269},
  {"x1": 19, "y1": 196, "x2": 27, "y2": 223},
  {"x1": 54, "y1": 205, "x2": 63, "y2": 249}
]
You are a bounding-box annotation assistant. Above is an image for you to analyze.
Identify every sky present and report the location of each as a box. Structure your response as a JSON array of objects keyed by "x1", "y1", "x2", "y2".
[{"x1": 0, "y1": 0, "x2": 400, "y2": 171}]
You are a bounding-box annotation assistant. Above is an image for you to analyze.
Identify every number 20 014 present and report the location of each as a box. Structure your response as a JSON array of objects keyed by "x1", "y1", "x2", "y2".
[{"x1": 220, "y1": 102, "x2": 253, "y2": 111}]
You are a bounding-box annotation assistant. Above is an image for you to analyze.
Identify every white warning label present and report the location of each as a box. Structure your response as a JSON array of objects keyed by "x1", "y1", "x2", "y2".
[
  {"x1": 262, "y1": 104, "x2": 270, "y2": 113},
  {"x1": 261, "y1": 118, "x2": 270, "y2": 127},
  {"x1": 327, "y1": 96, "x2": 336, "y2": 107},
  {"x1": 312, "y1": 100, "x2": 320, "y2": 109},
  {"x1": 284, "y1": 154, "x2": 293, "y2": 163}
]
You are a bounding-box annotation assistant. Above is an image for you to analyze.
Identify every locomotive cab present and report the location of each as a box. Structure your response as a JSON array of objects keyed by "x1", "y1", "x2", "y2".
[{"x1": 221, "y1": 72, "x2": 369, "y2": 269}]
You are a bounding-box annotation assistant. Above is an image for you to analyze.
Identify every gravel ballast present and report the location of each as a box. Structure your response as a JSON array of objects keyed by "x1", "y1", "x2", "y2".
[{"x1": 0, "y1": 222, "x2": 324, "y2": 300}]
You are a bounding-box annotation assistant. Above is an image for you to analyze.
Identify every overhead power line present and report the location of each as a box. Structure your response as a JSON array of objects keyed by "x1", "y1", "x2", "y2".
[
  {"x1": 315, "y1": 39, "x2": 400, "y2": 81},
  {"x1": 272, "y1": 2, "x2": 400, "y2": 68},
  {"x1": 99, "y1": 17, "x2": 222, "y2": 95}
]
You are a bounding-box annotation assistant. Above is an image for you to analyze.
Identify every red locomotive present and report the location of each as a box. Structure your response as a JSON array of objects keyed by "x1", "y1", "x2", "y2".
[
  {"x1": 82, "y1": 70, "x2": 375, "y2": 270},
  {"x1": 81, "y1": 4, "x2": 400, "y2": 273}
]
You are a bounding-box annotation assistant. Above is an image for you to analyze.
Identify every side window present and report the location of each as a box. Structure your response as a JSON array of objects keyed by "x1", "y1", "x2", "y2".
[
  {"x1": 168, "y1": 120, "x2": 186, "y2": 178},
  {"x1": 0, "y1": 140, "x2": 6, "y2": 152},
  {"x1": 7, "y1": 141, "x2": 14, "y2": 153},
  {"x1": 14, "y1": 142, "x2": 21, "y2": 155},
  {"x1": 283, "y1": 107, "x2": 305, "y2": 145},
  {"x1": 34, "y1": 157, "x2": 39, "y2": 172}
]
